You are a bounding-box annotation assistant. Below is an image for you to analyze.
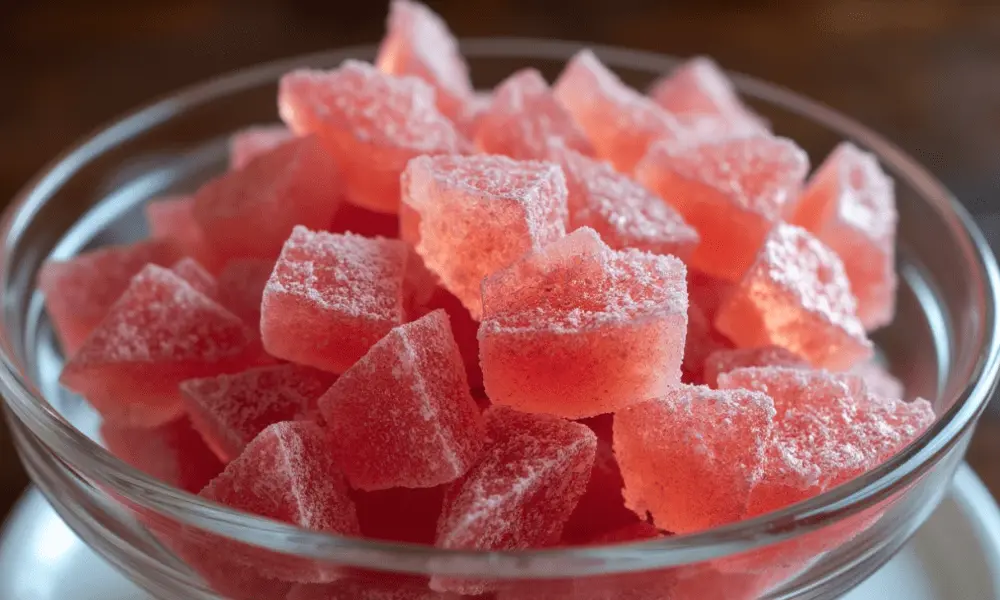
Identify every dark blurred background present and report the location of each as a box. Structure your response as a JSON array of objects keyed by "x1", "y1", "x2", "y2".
[{"x1": 1, "y1": 1, "x2": 999, "y2": 516}]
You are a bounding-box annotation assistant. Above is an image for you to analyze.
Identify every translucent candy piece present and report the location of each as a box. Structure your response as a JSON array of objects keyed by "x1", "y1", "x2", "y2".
[
  {"x1": 547, "y1": 140, "x2": 700, "y2": 259},
  {"x1": 39, "y1": 239, "x2": 181, "y2": 355},
  {"x1": 634, "y1": 135, "x2": 809, "y2": 281},
  {"x1": 480, "y1": 228, "x2": 687, "y2": 418},
  {"x1": 145, "y1": 195, "x2": 222, "y2": 272},
  {"x1": 649, "y1": 56, "x2": 768, "y2": 141},
  {"x1": 375, "y1": 0, "x2": 473, "y2": 120},
  {"x1": 851, "y1": 358, "x2": 905, "y2": 400},
  {"x1": 60, "y1": 265, "x2": 259, "y2": 427},
  {"x1": 718, "y1": 366, "x2": 934, "y2": 516},
  {"x1": 180, "y1": 363, "x2": 336, "y2": 462},
  {"x1": 330, "y1": 202, "x2": 401, "y2": 239},
  {"x1": 688, "y1": 268, "x2": 735, "y2": 321},
  {"x1": 319, "y1": 310, "x2": 485, "y2": 490},
  {"x1": 193, "y1": 136, "x2": 341, "y2": 261},
  {"x1": 681, "y1": 301, "x2": 734, "y2": 385},
  {"x1": 170, "y1": 258, "x2": 218, "y2": 299},
  {"x1": 432, "y1": 406, "x2": 596, "y2": 595},
  {"x1": 451, "y1": 92, "x2": 491, "y2": 142},
  {"x1": 279, "y1": 60, "x2": 461, "y2": 214},
  {"x1": 714, "y1": 223, "x2": 873, "y2": 370},
  {"x1": 553, "y1": 49, "x2": 687, "y2": 172},
  {"x1": 791, "y1": 142, "x2": 898, "y2": 330},
  {"x1": 475, "y1": 69, "x2": 595, "y2": 160},
  {"x1": 216, "y1": 258, "x2": 275, "y2": 327},
  {"x1": 413, "y1": 285, "x2": 484, "y2": 389},
  {"x1": 260, "y1": 227, "x2": 409, "y2": 373},
  {"x1": 229, "y1": 124, "x2": 295, "y2": 170},
  {"x1": 614, "y1": 385, "x2": 775, "y2": 533},
  {"x1": 101, "y1": 416, "x2": 223, "y2": 493},
  {"x1": 401, "y1": 153, "x2": 568, "y2": 318},
  {"x1": 703, "y1": 346, "x2": 808, "y2": 388},
  {"x1": 201, "y1": 421, "x2": 360, "y2": 583}
]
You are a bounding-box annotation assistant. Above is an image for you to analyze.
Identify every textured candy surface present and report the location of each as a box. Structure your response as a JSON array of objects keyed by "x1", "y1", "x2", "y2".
[
  {"x1": 791, "y1": 142, "x2": 898, "y2": 330},
  {"x1": 553, "y1": 50, "x2": 686, "y2": 172},
  {"x1": 634, "y1": 135, "x2": 809, "y2": 281},
  {"x1": 476, "y1": 69, "x2": 595, "y2": 160},
  {"x1": 216, "y1": 258, "x2": 275, "y2": 327},
  {"x1": 715, "y1": 223, "x2": 873, "y2": 370},
  {"x1": 548, "y1": 140, "x2": 699, "y2": 258},
  {"x1": 615, "y1": 385, "x2": 776, "y2": 533},
  {"x1": 40, "y1": 239, "x2": 181, "y2": 355},
  {"x1": 229, "y1": 125, "x2": 295, "y2": 170},
  {"x1": 60, "y1": 265, "x2": 259, "y2": 426},
  {"x1": 703, "y1": 346, "x2": 808, "y2": 388},
  {"x1": 480, "y1": 228, "x2": 687, "y2": 418},
  {"x1": 375, "y1": 0, "x2": 473, "y2": 120},
  {"x1": 401, "y1": 153, "x2": 568, "y2": 318},
  {"x1": 649, "y1": 56, "x2": 767, "y2": 141},
  {"x1": 319, "y1": 310, "x2": 485, "y2": 490},
  {"x1": 170, "y1": 258, "x2": 218, "y2": 298},
  {"x1": 852, "y1": 359, "x2": 905, "y2": 400},
  {"x1": 261, "y1": 227, "x2": 409, "y2": 373},
  {"x1": 279, "y1": 60, "x2": 461, "y2": 214},
  {"x1": 145, "y1": 196, "x2": 221, "y2": 272},
  {"x1": 180, "y1": 364, "x2": 336, "y2": 462},
  {"x1": 193, "y1": 136, "x2": 341, "y2": 261},
  {"x1": 432, "y1": 406, "x2": 596, "y2": 594},
  {"x1": 101, "y1": 416, "x2": 223, "y2": 493}
]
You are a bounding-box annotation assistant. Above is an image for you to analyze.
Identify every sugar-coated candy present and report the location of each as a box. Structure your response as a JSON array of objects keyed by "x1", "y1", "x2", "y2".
[{"x1": 229, "y1": 125, "x2": 295, "y2": 170}]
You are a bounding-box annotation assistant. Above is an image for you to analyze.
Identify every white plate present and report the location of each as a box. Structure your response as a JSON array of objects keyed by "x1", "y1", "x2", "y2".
[{"x1": 1, "y1": 464, "x2": 998, "y2": 599}]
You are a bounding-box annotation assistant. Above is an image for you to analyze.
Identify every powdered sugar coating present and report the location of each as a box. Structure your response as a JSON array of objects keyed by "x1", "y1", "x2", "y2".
[
  {"x1": 261, "y1": 226, "x2": 408, "y2": 373},
  {"x1": 703, "y1": 346, "x2": 808, "y2": 388},
  {"x1": 476, "y1": 69, "x2": 595, "y2": 160},
  {"x1": 40, "y1": 239, "x2": 181, "y2": 355},
  {"x1": 180, "y1": 364, "x2": 336, "y2": 462},
  {"x1": 216, "y1": 258, "x2": 275, "y2": 327},
  {"x1": 715, "y1": 223, "x2": 873, "y2": 370},
  {"x1": 649, "y1": 56, "x2": 768, "y2": 141},
  {"x1": 201, "y1": 421, "x2": 360, "y2": 582},
  {"x1": 170, "y1": 258, "x2": 218, "y2": 299},
  {"x1": 401, "y1": 153, "x2": 568, "y2": 318},
  {"x1": 229, "y1": 125, "x2": 295, "y2": 170},
  {"x1": 60, "y1": 265, "x2": 259, "y2": 427},
  {"x1": 554, "y1": 50, "x2": 687, "y2": 172},
  {"x1": 375, "y1": 0, "x2": 473, "y2": 120},
  {"x1": 319, "y1": 310, "x2": 486, "y2": 490},
  {"x1": 548, "y1": 140, "x2": 699, "y2": 258},
  {"x1": 479, "y1": 228, "x2": 688, "y2": 417},
  {"x1": 432, "y1": 407, "x2": 596, "y2": 594},
  {"x1": 279, "y1": 61, "x2": 461, "y2": 213},
  {"x1": 614, "y1": 385, "x2": 776, "y2": 533},
  {"x1": 634, "y1": 135, "x2": 809, "y2": 281},
  {"x1": 193, "y1": 136, "x2": 341, "y2": 261},
  {"x1": 791, "y1": 142, "x2": 898, "y2": 330}
]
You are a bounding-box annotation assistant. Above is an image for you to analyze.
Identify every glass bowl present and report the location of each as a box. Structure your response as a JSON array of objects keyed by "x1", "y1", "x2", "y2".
[{"x1": 1, "y1": 39, "x2": 998, "y2": 600}]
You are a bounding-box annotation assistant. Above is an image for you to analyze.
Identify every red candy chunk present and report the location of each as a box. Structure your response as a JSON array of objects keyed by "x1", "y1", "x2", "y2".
[
  {"x1": 59, "y1": 265, "x2": 259, "y2": 427},
  {"x1": 547, "y1": 140, "x2": 700, "y2": 259},
  {"x1": 145, "y1": 196, "x2": 221, "y2": 272},
  {"x1": 791, "y1": 142, "x2": 898, "y2": 330},
  {"x1": 229, "y1": 125, "x2": 295, "y2": 170},
  {"x1": 401, "y1": 154, "x2": 568, "y2": 318},
  {"x1": 375, "y1": 0, "x2": 473, "y2": 120},
  {"x1": 703, "y1": 346, "x2": 808, "y2": 388},
  {"x1": 688, "y1": 268, "x2": 735, "y2": 321},
  {"x1": 476, "y1": 69, "x2": 595, "y2": 160},
  {"x1": 261, "y1": 227, "x2": 410, "y2": 373},
  {"x1": 201, "y1": 421, "x2": 360, "y2": 583},
  {"x1": 681, "y1": 302, "x2": 734, "y2": 385},
  {"x1": 634, "y1": 135, "x2": 809, "y2": 281},
  {"x1": 589, "y1": 521, "x2": 663, "y2": 544},
  {"x1": 553, "y1": 49, "x2": 686, "y2": 172},
  {"x1": 40, "y1": 239, "x2": 181, "y2": 355},
  {"x1": 432, "y1": 407, "x2": 596, "y2": 594},
  {"x1": 479, "y1": 228, "x2": 688, "y2": 418},
  {"x1": 452, "y1": 92, "x2": 491, "y2": 142},
  {"x1": 319, "y1": 310, "x2": 486, "y2": 490},
  {"x1": 852, "y1": 359, "x2": 905, "y2": 400},
  {"x1": 715, "y1": 223, "x2": 873, "y2": 370},
  {"x1": 279, "y1": 60, "x2": 461, "y2": 214},
  {"x1": 101, "y1": 416, "x2": 223, "y2": 493},
  {"x1": 216, "y1": 258, "x2": 275, "y2": 327},
  {"x1": 649, "y1": 56, "x2": 767, "y2": 141},
  {"x1": 193, "y1": 136, "x2": 341, "y2": 262},
  {"x1": 615, "y1": 385, "x2": 775, "y2": 533},
  {"x1": 170, "y1": 258, "x2": 218, "y2": 298},
  {"x1": 718, "y1": 366, "x2": 933, "y2": 516},
  {"x1": 417, "y1": 285, "x2": 483, "y2": 389},
  {"x1": 180, "y1": 364, "x2": 337, "y2": 462}
]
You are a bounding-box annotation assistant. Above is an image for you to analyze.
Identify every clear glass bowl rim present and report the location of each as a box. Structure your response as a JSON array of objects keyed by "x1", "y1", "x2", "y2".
[{"x1": 1, "y1": 38, "x2": 998, "y2": 578}]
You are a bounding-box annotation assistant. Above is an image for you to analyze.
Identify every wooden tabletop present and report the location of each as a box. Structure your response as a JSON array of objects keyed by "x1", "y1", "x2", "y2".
[{"x1": 2, "y1": 1, "x2": 1000, "y2": 518}]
